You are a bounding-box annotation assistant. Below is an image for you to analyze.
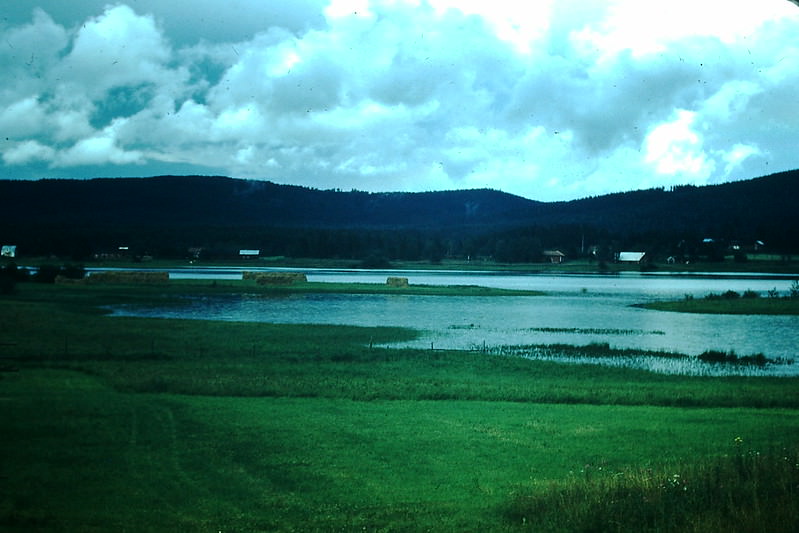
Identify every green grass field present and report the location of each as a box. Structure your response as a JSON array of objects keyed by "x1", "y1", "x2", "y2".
[{"x1": 1, "y1": 282, "x2": 798, "y2": 531}]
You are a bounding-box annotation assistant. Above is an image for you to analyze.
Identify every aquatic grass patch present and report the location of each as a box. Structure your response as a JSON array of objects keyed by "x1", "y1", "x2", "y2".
[
  {"x1": 489, "y1": 343, "x2": 794, "y2": 378},
  {"x1": 525, "y1": 327, "x2": 666, "y2": 336},
  {"x1": 75, "y1": 347, "x2": 799, "y2": 407}
]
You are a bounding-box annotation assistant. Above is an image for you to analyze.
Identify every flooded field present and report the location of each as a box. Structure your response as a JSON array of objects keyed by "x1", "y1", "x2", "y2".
[{"x1": 108, "y1": 268, "x2": 799, "y2": 376}]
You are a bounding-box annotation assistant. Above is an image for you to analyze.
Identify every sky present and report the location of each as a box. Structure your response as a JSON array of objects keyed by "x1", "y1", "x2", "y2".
[{"x1": 1, "y1": 1, "x2": 798, "y2": 201}]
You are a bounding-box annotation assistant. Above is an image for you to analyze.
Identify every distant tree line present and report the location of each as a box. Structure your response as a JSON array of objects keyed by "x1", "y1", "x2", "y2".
[
  {"x1": 1, "y1": 170, "x2": 798, "y2": 264},
  {"x1": 5, "y1": 221, "x2": 788, "y2": 267}
]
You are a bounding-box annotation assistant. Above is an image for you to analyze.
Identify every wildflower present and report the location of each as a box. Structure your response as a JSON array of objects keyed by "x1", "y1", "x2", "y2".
[{"x1": 734, "y1": 436, "x2": 743, "y2": 445}]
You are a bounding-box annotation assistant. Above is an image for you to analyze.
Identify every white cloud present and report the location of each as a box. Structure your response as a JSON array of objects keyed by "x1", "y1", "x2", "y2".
[
  {"x1": 0, "y1": 0, "x2": 797, "y2": 199},
  {"x1": 573, "y1": 0, "x2": 796, "y2": 59},
  {"x1": 325, "y1": 0, "x2": 374, "y2": 20},
  {"x1": 0, "y1": 8, "x2": 68, "y2": 97},
  {"x1": 429, "y1": 0, "x2": 553, "y2": 54},
  {"x1": 55, "y1": 120, "x2": 144, "y2": 167},
  {"x1": 0, "y1": 97, "x2": 48, "y2": 138},
  {"x1": 720, "y1": 143, "x2": 763, "y2": 177},
  {"x1": 701, "y1": 81, "x2": 763, "y2": 121},
  {"x1": 54, "y1": 5, "x2": 170, "y2": 94},
  {"x1": 644, "y1": 110, "x2": 712, "y2": 177},
  {"x1": 2, "y1": 140, "x2": 56, "y2": 165}
]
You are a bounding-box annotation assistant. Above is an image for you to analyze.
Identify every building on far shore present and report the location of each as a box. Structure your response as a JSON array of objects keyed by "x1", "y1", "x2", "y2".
[
  {"x1": 616, "y1": 251, "x2": 647, "y2": 263},
  {"x1": 1, "y1": 245, "x2": 16, "y2": 258},
  {"x1": 542, "y1": 250, "x2": 566, "y2": 264},
  {"x1": 239, "y1": 249, "x2": 260, "y2": 259}
]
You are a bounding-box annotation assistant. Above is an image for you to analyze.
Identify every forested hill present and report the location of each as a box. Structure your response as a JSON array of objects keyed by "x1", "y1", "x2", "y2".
[
  {"x1": 1, "y1": 169, "x2": 797, "y2": 259},
  {"x1": 0, "y1": 176, "x2": 539, "y2": 229}
]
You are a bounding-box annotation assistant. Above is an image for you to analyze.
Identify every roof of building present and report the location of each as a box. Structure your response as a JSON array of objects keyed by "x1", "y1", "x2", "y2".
[{"x1": 617, "y1": 251, "x2": 646, "y2": 262}]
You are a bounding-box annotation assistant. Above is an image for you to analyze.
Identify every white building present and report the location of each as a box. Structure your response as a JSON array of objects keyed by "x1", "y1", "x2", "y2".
[{"x1": 616, "y1": 251, "x2": 646, "y2": 263}]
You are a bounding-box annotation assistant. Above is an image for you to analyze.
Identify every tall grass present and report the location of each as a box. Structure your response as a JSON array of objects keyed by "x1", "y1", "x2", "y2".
[{"x1": 507, "y1": 443, "x2": 799, "y2": 532}]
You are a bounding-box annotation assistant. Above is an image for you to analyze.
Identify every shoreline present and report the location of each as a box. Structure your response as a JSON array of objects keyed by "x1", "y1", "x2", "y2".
[
  {"x1": 6, "y1": 255, "x2": 799, "y2": 276},
  {"x1": 8, "y1": 263, "x2": 799, "y2": 283}
]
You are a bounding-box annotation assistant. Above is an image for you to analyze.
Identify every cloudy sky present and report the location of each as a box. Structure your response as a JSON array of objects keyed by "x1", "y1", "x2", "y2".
[{"x1": 1, "y1": 1, "x2": 797, "y2": 201}]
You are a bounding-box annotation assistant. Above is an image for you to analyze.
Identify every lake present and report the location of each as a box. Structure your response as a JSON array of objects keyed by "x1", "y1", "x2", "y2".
[{"x1": 106, "y1": 267, "x2": 799, "y2": 377}]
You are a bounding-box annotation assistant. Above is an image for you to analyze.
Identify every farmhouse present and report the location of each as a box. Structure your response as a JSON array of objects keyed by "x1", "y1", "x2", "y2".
[
  {"x1": 1, "y1": 245, "x2": 16, "y2": 258},
  {"x1": 542, "y1": 250, "x2": 566, "y2": 264}
]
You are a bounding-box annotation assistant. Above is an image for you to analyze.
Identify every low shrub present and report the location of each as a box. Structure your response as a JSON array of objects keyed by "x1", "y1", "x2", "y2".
[
  {"x1": 31, "y1": 264, "x2": 86, "y2": 284},
  {"x1": 704, "y1": 290, "x2": 742, "y2": 300},
  {"x1": 33, "y1": 264, "x2": 62, "y2": 283},
  {"x1": 698, "y1": 350, "x2": 768, "y2": 366}
]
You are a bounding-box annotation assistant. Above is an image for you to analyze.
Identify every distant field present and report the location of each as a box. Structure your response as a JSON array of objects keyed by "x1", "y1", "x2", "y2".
[{"x1": 1, "y1": 282, "x2": 798, "y2": 531}]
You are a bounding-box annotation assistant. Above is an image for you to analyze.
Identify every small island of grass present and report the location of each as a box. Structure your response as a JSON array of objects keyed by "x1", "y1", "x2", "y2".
[
  {"x1": 640, "y1": 286, "x2": 799, "y2": 315},
  {"x1": 173, "y1": 272, "x2": 545, "y2": 297},
  {"x1": 248, "y1": 280, "x2": 544, "y2": 297}
]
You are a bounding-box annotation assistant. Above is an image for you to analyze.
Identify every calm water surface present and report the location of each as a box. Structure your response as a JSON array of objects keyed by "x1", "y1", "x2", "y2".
[{"x1": 108, "y1": 268, "x2": 799, "y2": 376}]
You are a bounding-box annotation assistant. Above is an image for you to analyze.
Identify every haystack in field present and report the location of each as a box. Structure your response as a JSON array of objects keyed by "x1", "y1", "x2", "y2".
[
  {"x1": 248, "y1": 272, "x2": 307, "y2": 285},
  {"x1": 386, "y1": 276, "x2": 409, "y2": 287}
]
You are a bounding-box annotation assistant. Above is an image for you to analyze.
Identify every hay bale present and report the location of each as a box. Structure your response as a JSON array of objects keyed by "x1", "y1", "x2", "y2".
[
  {"x1": 386, "y1": 276, "x2": 409, "y2": 288},
  {"x1": 253, "y1": 272, "x2": 307, "y2": 285},
  {"x1": 88, "y1": 271, "x2": 169, "y2": 284}
]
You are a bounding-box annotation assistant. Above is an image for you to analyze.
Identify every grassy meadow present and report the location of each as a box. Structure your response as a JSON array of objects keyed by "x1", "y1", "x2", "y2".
[{"x1": 1, "y1": 281, "x2": 798, "y2": 531}]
